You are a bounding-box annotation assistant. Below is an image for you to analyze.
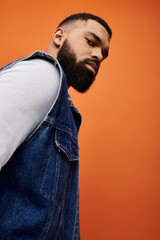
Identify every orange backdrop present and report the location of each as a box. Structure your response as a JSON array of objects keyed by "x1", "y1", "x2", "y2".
[{"x1": 1, "y1": 0, "x2": 160, "y2": 239}]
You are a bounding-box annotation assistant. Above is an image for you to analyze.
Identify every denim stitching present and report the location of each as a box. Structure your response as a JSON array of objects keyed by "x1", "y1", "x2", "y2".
[
  {"x1": 40, "y1": 148, "x2": 63, "y2": 239},
  {"x1": 55, "y1": 124, "x2": 79, "y2": 144},
  {"x1": 73, "y1": 197, "x2": 80, "y2": 240},
  {"x1": 56, "y1": 130, "x2": 79, "y2": 161},
  {"x1": 40, "y1": 195, "x2": 56, "y2": 240},
  {"x1": 52, "y1": 146, "x2": 61, "y2": 203},
  {"x1": 41, "y1": 148, "x2": 70, "y2": 239},
  {"x1": 53, "y1": 159, "x2": 70, "y2": 240},
  {"x1": 44, "y1": 120, "x2": 79, "y2": 145},
  {"x1": 41, "y1": 190, "x2": 62, "y2": 206},
  {"x1": 41, "y1": 141, "x2": 61, "y2": 206}
]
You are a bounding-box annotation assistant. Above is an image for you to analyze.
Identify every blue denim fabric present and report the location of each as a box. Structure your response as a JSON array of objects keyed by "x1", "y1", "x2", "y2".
[{"x1": 0, "y1": 51, "x2": 82, "y2": 240}]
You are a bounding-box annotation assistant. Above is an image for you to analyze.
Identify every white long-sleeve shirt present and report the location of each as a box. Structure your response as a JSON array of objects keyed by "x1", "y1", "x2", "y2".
[{"x1": 0, "y1": 58, "x2": 60, "y2": 170}]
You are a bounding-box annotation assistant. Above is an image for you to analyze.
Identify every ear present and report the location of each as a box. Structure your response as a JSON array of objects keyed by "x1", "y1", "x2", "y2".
[{"x1": 52, "y1": 28, "x2": 66, "y2": 47}]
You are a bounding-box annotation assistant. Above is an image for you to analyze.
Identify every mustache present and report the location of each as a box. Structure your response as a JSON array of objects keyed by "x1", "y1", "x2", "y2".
[{"x1": 82, "y1": 58, "x2": 100, "y2": 67}]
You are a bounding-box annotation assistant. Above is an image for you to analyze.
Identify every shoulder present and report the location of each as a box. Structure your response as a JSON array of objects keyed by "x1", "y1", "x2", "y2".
[
  {"x1": 0, "y1": 57, "x2": 60, "y2": 93},
  {"x1": 13, "y1": 58, "x2": 60, "y2": 80}
]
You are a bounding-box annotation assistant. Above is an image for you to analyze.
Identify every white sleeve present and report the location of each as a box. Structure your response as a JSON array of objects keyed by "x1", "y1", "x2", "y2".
[{"x1": 0, "y1": 58, "x2": 60, "y2": 170}]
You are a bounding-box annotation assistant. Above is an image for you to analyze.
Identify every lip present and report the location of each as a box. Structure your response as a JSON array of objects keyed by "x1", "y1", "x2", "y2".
[{"x1": 86, "y1": 62, "x2": 98, "y2": 76}]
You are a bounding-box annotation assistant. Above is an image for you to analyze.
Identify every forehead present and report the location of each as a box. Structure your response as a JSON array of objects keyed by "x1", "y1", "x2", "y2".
[{"x1": 68, "y1": 19, "x2": 110, "y2": 46}]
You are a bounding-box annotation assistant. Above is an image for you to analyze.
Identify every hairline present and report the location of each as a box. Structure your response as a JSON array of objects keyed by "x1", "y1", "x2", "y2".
[
  {"x1": 58, "y1": 18, "x2": 111, "y2": 41},
  {"x1": 57, "y1": 15, "x2": 112, "y2": 38}
]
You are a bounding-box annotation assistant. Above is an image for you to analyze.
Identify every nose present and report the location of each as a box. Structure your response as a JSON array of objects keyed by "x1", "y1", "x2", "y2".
[{"x1": 91, "y1": 48, "x2": 103, "y2": 62}]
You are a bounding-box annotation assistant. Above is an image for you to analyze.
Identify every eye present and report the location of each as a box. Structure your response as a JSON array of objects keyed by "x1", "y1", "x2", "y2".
[{"x1": 86, "y1": 38, "x2": 94, "y2": 46}]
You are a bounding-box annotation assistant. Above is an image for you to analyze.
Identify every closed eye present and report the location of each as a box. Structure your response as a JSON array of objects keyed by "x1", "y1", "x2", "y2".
[{"x1": 86, "y1": 38, "x2": 94, "y2": 47}]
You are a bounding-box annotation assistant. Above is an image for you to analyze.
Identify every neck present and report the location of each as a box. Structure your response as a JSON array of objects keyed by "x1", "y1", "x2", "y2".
[
  {"x1": 46, "y1": 42, "x2": 70, "y2": 90},
  {"x1": 45, "y1": 42, "x2": 58, "y2": 59}
]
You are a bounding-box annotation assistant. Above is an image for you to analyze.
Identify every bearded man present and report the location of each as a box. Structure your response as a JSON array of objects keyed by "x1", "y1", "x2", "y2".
[{"x1": 0, "y1": 13, "x2": 111, "y2": 239}]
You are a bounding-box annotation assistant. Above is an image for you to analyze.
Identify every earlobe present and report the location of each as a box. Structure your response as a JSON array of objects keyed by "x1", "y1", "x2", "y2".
[{"x1": 52, "y1": 28, "x2": 65, "y2": 47}]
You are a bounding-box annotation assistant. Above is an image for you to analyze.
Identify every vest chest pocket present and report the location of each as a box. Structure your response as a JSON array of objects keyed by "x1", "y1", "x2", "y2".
[
  {"x1": 41, "y1": 128, "x2": 79, "y2": 205},
  {"x1": 55, "y1": 128, "x2": 79, "y2": 161}
]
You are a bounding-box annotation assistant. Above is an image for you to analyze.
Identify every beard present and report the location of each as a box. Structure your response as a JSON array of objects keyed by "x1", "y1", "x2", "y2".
[{"x1": 57, "y1": 39, "x2": 97, "y2": 93}]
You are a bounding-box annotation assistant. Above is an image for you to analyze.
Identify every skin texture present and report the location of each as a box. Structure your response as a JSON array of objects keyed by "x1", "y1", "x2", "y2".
[{"x1": 45, "y1": 19, "x2": 110, "y2": 91}]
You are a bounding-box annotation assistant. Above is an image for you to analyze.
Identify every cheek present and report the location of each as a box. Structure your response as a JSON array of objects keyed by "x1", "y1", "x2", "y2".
[
  {"x1": 74, "y1": 47, "x2": 91, "y2": 62},
  {"x1": 68, "y1": 37, "x2": 91, "y2": 61}
]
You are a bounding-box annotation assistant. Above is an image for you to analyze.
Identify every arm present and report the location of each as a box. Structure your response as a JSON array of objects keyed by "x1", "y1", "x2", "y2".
[{"x1": 0, "y1": 58, "x2": 60, "y2": 169}]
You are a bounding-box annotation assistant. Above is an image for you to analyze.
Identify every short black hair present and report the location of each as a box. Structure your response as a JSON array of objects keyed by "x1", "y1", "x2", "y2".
[{"x1": 58, "y1": 13, "x2": 112, "y2": 38}]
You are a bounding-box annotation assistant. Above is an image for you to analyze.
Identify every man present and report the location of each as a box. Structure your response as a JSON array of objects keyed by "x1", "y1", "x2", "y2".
[{"x1": 0, "y1": 13, "x2": 112, "y2": 239}]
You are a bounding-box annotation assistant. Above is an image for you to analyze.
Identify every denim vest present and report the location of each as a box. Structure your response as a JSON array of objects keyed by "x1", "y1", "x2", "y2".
[{"x1": 0, "y1": 51, "x2": 82, "y2": 240}]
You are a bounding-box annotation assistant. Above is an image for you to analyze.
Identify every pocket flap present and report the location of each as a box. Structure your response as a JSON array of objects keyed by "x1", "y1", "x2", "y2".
[{"x1": 55, "y1": 129, "x2": 79, "y2": 161}]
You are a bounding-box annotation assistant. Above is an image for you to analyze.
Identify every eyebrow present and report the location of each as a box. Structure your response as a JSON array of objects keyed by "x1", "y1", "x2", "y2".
[
  {"x1": 86, "y1": 31, "x2": 109, "y2": 58},
  {"x1": 86, "y1": 31, "x2": 102, "y2": 43}
]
